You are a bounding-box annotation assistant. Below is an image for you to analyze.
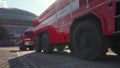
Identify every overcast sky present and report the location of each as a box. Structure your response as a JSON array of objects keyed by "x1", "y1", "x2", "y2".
[
  {"x1": 0, "y1": 0, "x2": 8, "y2": 8},
  {"x1": 0, "y1": 0, "x2": 56, "y2": 16}
]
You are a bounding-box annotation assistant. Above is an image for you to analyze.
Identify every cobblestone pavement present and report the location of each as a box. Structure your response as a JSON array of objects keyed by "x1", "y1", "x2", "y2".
[
  {"x1": 18, "y1": 50, "x2": 120, "y2": 68},
  {"x1": 0, "y1": 46, "x2": 120, "y2": 68},
  {"x1": 0, "y1": 46, "x2": 30, "y2": 68}
]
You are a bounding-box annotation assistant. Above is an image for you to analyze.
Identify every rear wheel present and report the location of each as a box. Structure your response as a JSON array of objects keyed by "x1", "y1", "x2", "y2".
[
  {"x1": 71, "y1": 20, "x2": 108, "y2": 60},
  {"x1": 41, "y1": 33, "x2": 54, "y2": 53},
  {"x1": 34, "y1": 35, "x2": 42, "y2": 52}
]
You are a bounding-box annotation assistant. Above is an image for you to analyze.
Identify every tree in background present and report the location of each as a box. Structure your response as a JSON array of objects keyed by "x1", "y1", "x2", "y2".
[{"x1": 0, "y1": 25, "x2": 7, "y2": 40}]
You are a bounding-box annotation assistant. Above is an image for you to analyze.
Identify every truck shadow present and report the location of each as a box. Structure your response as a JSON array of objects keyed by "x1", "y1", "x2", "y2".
[
  {"x1": 8, "y1": 51, "x2": 120, "y2": 68},
  {"x1": 8, "y1": 57, "x2": 29, "y2": 68}
]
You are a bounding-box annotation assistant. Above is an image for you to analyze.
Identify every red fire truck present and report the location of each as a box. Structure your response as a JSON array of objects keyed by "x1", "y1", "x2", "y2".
[
  {"x1": 33, "y1": 0, "x2": 120, "y2": 60},
  {"x1": 19, "y1": 29, "x2": 34, "y2": 50}
]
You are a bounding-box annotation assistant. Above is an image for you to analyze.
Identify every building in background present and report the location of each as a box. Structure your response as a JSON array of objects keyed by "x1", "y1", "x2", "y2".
[{"x1": 0, "y1": 8, "x2": 37, "y2": 46}]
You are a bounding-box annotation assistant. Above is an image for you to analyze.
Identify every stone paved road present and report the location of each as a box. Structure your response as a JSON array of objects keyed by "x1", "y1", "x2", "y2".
[
  {"x1": 18, "y1": 49, "x2": 120, "y2": 68},
  {"x1": 0, "y1": 46, "x2": 30, "y2": 68},
  {"x1": 0, "y1": 46, "x2": 120, "y2": 68}
]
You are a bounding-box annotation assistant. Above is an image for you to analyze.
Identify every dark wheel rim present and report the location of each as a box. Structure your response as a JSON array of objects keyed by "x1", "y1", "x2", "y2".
[{"x1": 75, "y1": 31, "x2": 94, "y2": 55}]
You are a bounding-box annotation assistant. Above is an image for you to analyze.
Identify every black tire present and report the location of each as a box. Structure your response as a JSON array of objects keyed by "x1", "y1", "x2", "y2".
[
  {"x1": 110, "y1": 37, "x2": 120, "y2": 55},
  {"x1": 34, "y1": 35, "x2": 42, "y2": 52},
  {"x1": 41, "y1": 33, "x2": 54, "y2": 53},
  {"x1": 19, "y1": 45, "x2": 26, "y2": 51},
  {"x1": 29, "y1": 46, "x2": 34, "y2": 50},
  {"x1": 69, "y1": 43, "x2": 75, "y2": 53},
  {"x1": 71, "y1": 20, "x2": 108, "y2": 60}
]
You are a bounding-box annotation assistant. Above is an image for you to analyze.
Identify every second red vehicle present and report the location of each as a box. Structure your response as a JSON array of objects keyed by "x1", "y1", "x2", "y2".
[{"x1": 19, "y1": 28, "x2": 34, "y2": 50}]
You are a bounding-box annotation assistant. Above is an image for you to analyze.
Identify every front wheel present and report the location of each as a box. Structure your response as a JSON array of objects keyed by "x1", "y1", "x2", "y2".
[
  {"x1": 110, "y1": 37, "x2": 120, "y2": 56},
  {"x1": 111, "y1": 45, "x2": 120, "y2": 56},
  {"x1": 71, "y1": 20, "x2": 108, "y2": 60}
]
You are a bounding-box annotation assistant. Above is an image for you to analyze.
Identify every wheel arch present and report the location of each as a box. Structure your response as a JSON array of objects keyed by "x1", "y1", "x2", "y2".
[
  {"x1": 38, "y1": 30, "x2": 55, "y2": 44},
  {"x1": 38, "y1": 30, "x2": 48, "y2": 37},
  {"x1": 70, "y1": 13, "x2": 102, "y2": 35}
]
